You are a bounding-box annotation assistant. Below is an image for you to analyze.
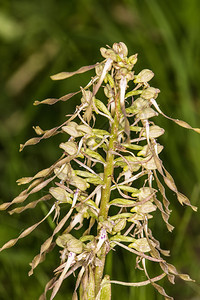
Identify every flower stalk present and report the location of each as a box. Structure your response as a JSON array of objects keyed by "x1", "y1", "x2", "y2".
[{"x1": 94, "y1": 113, "x2": 119, "y2": 296}]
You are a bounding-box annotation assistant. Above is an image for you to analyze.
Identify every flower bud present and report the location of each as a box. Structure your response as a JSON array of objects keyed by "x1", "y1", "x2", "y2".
[
  {"x1": 143, "y1": 156, "x2": 157, "y2": 170},
  {"x1": 137, "y1": 144, "x2": 164, "y2": 157},
  {"x1": 142, "y1": 125, "x2": 165, "y2": 138},
  {"x1": 54, "y1": 164, "x2": 69, "y2": 181},
  {"x1": 71, "y1": 175, "x2": 89, "y2": 191},
  {"x1": 81, "y1": 90, "x2": 93, "y2": 104},
  {"x1": 76, "y1": 124, "x2": 92, "y2": 135},
  {"x1": 126, "y1": 97, "x2": 149, "y2": 114},
  {"x1": 138, "y1": 187, "x2": 156, "y2": 201},
  {"x1": 115, "y1": 68, "x2": 129, "y2": 80},
  {"x1": 141, "y1": 87, "x2": 160, "y2": 100},
  {"x1": 67, "y1": 237, "x2": 83, "y2": 254},
  {"x1": 134, "y1": 69, "x2": 154, "y2": 83},
  {"x1": 100, "y1": 47, "x2": 116, "y2": 60},
  {"x1": 105, "y1": 73, "x2": 115, "y2": 88},
  {"x1": 127, "y1": 54, "x2": 138, "y2": 65},
  {"x1": 128, "y1": 213, "x2": 153, "y2": 221},
  {"x1": 131, "y1": 201, "x2": 157, "y2": 214},
  {"x1": 86, "y1": 137, "x2": 97, "y2": 148},
  {"x1": 137, "y1": 107, "x2": 158, "y2": 120},
  {"x1": 59, "y1": 141, "x2": 77, "y2": 155},
  {"x1": 56, "y1": 233, "x2": 74, "y2": 248},
  {"x1": 110, "y1": 234, "x2": 135, "y2": 244},
  {"x1": 49, "y1": 187, "x2": 72, "y2": 203},
  {"x1": 104, "y1": 84, "x2": 114, "y2": 98},
  {"x1": 112, "y1": 42, "x2": 128, "y2": 57},
  {"x1": 62, "y1": 122, "x2": 80, "y2": 137},
  {"x1": 113, "y1": 219, "x2": 127, "y2": 232},
  {"x1": 126, "y1": 71, "x2": 134, "y2": 81},
  {"x1": 95, "y1": 63, "x2": 104, "y2": 76},
  {"x1": 128, "y1": 238, "x2": 151, "y2": 252}
]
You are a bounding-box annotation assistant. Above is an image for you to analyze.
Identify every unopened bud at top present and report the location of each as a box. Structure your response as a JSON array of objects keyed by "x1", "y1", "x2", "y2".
[
  {"x1": 112, "y1": 42, "x2": 128, "y2": 57},
  {"x1": 100, "y1": 48, "x2": 116, "y2": 60}
]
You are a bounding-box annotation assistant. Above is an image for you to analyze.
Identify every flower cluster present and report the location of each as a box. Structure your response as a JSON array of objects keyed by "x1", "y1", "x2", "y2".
[{"x1": 0, "y1": 42, "x2": 199, "y2": 300}]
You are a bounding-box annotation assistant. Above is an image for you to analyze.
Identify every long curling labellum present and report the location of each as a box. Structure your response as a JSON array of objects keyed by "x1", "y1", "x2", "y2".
[{"x1": 0, "y1": 42, "x2": 199, "y2": 300}]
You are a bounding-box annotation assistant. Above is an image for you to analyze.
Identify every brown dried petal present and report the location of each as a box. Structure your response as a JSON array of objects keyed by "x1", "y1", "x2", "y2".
[
  {"x1": 20, "y1": 127, "x2": 59, "y2": 151},
  {"x1": 34, "y1": 91, "x2": 80, "y2": 106},
  {"x1": 153, "y1": 197, "x2": 174, "y2": 232},
  {"x1": 16, "y1": 167, "x2": 51, "y2": 185},
  {"x1": 152, "y1": 282, "x2": 173, "y2": 300},
  {"x1": 16, "y1": 177, "x2": 34, "y2": 185},
  {"x1": 30, "y1": 209, "x2": 75, "y2": 275},
  {"x1": 9, "y1": 194, "x2": 52, "y2": 215},
  {"x1": 0, "y1": 204, "x2": 55, "y2": 252},
  {"x1": 50, "y1": 64, "x2": 97, "y2": 80},
  {"x1": 174, "y1": 119, "x2": 200, "y2": 134}
]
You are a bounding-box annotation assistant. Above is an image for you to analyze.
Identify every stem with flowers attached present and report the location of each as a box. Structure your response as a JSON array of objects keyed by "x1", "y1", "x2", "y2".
[{"x1": 94, "y1": 104, "x2": 120, "y2": 296}]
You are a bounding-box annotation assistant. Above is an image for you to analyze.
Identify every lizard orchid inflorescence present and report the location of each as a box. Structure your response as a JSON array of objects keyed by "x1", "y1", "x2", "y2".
[{"x1": 1, "y1": 42, "x2": 199, "y2": 300}]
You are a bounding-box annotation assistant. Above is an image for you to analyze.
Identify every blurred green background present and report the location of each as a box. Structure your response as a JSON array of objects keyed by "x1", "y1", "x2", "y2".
[{"x1": 0, "y1": 0, "x2": 200, "y2": 299}]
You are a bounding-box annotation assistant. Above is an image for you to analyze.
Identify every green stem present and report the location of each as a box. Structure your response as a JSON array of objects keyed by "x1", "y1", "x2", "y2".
[{"x1": 94, "y1": 113, "x2": 119, "y2": 296}]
